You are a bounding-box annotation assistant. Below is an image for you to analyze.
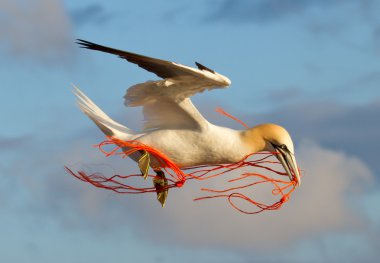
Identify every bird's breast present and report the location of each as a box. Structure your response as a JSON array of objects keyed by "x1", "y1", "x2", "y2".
[{"x1": 138, "y1": 126, "x2": 251, "y2": 168}]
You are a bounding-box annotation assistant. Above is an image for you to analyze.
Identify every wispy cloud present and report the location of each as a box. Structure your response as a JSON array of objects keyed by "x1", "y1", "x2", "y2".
[
  {"x1": 0, "y1": 135, "x2": 33, "y2": 152},
  {"x1": 70, "y1": 4, "x2": 112, "y2": 27},
  {"x1": 207, "y1": 0, "x2": 350, "y2": 24},
  {"x1": 203, "y1": 0, "x2": 380, "y2": 58},
  {"x1": 0, "y1": 0, "x2": 73, "y2": 64}
]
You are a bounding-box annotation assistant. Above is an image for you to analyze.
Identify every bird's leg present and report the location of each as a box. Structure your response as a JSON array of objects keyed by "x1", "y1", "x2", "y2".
[
  {"x1": 137, "y1": 150, "x2": 168, "y2": 207},
  {"x1": 153, "y1": 169, "x2": 168, "y2": 208},
  {"x1": 138, "y1": 150, "x2": 150, "y2": 180}
]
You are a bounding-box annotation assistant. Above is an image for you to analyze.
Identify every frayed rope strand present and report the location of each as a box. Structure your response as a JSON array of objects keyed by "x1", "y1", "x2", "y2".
[
  {"x1": 193, "y1": 171, "x2": 297, "y2": 214},
  {"x1": 66, "y1": 137, "x2": 187, "y2": 194},
  {"x1": 215, "y1": 107, "x2": 250, "y2": 129}
]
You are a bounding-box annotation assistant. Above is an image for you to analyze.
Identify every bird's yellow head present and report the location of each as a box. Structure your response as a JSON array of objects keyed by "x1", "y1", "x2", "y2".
[{"x1": 241, "y1": 123, "x2": 301, "y2": 186}]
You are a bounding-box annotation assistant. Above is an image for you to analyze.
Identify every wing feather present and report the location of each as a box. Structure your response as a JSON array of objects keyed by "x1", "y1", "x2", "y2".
[
  {"x1": 77, "y1": 39, "x2": 184, "y2": 79},
  {"x1": 142, "y1": 98, "x2": 202, "y2": 131}
]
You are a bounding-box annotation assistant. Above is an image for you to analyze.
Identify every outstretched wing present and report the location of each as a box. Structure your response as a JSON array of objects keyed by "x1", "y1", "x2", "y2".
[
  {"x1": 76, "y1": 39, "x2": 231, "y2": 86},
  {"x1": 77, "y1": 39, "x2": 232, "y2": 131}
]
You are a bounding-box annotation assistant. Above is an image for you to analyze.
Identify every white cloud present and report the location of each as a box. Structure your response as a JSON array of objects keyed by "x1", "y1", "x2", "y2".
[
  {"x1": 131, "y1": 140, "x2": 373, "y2": 251},
  {"x1": 0, "y1": 0, "x2": 73, "y2": 63}
]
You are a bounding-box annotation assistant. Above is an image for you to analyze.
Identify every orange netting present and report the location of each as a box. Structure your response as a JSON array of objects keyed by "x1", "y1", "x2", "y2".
[{"x1": 66, "y1": 108, "x2": 299, "y2": 214}]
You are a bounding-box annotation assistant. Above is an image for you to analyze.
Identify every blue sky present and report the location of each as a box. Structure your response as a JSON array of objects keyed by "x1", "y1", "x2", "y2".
[{"x1": 1, "y1": 0, "x2": 380, "y2": 262}]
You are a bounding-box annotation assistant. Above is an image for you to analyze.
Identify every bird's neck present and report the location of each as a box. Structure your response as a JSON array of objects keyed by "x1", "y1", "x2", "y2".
[{"x1": 239, "y1": 126, "x2": 267, "y2": 154}]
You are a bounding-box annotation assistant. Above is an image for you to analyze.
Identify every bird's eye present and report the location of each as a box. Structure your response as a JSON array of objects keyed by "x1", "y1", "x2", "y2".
[{"x1": 271, "y1": 143, "x2": 287, "y2": 150}]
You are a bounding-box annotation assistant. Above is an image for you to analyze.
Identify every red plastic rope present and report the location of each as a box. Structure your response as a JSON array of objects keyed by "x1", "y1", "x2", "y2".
[
  {"x1": 66, "y1": 108, "x2": 299, "y2": 214},
  {"x1": 66, "y1": 137, "x2": 187, "y2": 194}
]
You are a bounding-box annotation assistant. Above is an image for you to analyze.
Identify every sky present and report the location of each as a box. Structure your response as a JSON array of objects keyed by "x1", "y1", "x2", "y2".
[{"x1": 1, "y1": 0, "x2": 380, "y2": 262}]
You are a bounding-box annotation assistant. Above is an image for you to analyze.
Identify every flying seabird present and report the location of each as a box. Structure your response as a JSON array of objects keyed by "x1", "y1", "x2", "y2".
[{"x1": 74, "y1": 39, "x2": 301, "y2": 206}]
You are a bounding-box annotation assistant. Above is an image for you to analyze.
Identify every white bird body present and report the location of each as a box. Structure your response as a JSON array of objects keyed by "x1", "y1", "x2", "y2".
[
  {"x1": 74, "y1": 39, "x2": 300, "y2": 186},
  {"x1": 74, "y1": 77, "x2": 250, "y2": 168},
  {"x1": 136, "y1": 125, "x2": 251, "y2": 168}
]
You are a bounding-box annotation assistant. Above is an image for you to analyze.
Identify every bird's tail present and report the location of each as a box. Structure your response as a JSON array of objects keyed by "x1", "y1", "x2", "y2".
[{"x1": 72, "y1": 85, "x2": 136, "y2": 140}]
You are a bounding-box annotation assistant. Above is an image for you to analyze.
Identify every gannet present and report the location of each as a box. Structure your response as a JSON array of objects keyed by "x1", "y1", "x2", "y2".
[{"x1": 74, "y1": 39, "x2": 300, "y2": 205}]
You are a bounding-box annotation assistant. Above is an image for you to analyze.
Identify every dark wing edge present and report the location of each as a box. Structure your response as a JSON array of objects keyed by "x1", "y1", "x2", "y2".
[
  {"x1": 76, "y1": 39, "x2": 189, "y2": 79},
  {"x1": 195, "y1": 62, "x2": 215, "y2": 73}
]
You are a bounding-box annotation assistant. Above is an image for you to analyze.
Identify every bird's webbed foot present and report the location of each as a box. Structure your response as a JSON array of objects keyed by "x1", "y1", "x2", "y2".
[
  {"x1": 137, "y1": 150, "x2": 168, "y2": 207},
  {"x1": 153, "y1": 169, "x2": 168, "y2": 208},
  {"x1": 138, "y1": 150, "x2": 150, "y2": 180}
]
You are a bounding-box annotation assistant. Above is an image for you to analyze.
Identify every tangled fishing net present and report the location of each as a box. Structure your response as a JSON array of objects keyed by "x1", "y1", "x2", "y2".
[{"x1": 66, "y1": 109, "x2": 299, "y2": 214}]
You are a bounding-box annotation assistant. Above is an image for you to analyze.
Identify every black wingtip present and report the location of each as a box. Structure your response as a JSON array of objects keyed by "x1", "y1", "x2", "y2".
[
  {"x1": 195, "y1": 62, "x2": 215, "y2": 73},
  {"x1": 75, "y1": 39, "x2": 94, "y2": 49}
]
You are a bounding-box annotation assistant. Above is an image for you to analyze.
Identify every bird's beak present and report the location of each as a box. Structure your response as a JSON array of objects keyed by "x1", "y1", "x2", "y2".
[{"x1": 275, "y1": 146, "x2": 301, "y2": 186}]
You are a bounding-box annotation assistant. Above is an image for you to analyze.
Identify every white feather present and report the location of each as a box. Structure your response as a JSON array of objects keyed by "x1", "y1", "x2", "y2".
[{"x1": 72, "y1": 85, "x2": 139, "y2": 141}]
